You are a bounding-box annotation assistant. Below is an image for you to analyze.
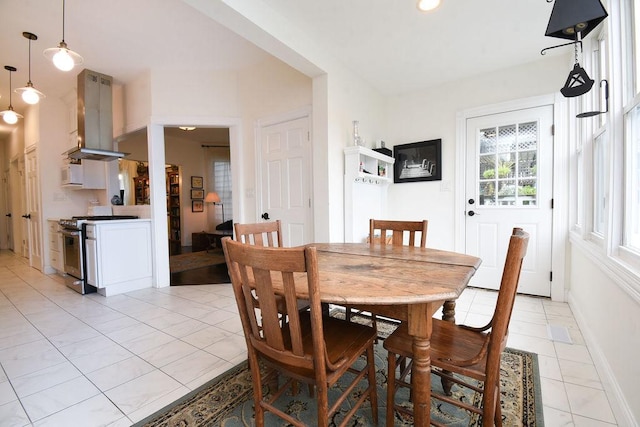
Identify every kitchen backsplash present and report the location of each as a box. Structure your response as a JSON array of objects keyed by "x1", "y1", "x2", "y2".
[{"x1": 112, "y1": 205, "x2": 151, "y2": 218}]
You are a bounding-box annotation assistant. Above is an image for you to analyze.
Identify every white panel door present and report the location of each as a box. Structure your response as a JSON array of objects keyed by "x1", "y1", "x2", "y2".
[
  {"x1": 465, "y1": 106, "x2": 553, "y2": 296},
  {"x1": 260, "y1": 116, "x2": 312, "y2": 247},
  {"x1": 25, "y1": 148, "x2": 42, "y2": 270}
]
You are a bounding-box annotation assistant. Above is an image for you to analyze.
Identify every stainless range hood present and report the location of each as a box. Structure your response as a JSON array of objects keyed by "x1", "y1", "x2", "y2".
[{"x1": 65, "y1": 69, "x2": 128, "y2": 161}]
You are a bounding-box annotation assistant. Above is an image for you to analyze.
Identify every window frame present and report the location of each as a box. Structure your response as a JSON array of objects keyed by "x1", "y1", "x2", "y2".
[{"x1": 570, "y1": 0, "x2": 640, "y2": 292}]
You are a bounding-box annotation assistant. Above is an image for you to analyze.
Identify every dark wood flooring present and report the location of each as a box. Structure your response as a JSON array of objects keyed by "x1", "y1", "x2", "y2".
[{"x1": 170, "y1": 246, "x2": 230, "y2": 286}]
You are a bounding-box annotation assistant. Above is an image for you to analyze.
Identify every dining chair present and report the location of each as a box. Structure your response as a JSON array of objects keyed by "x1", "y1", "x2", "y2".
[
  {"x1": 234, "y1": 220, "x2": 283, "y2": 247},
  {"x1": 234, "y1": 220, "x2": 310, "y2": 316},
  {"x1": 368, "y1": 218, "x2": 429, "y2": 247},
  {"x1": 345, "y1": 219, "x2": 429, "y2": 330},
  {"x1": 221, "y1": 237, "x2": 379, "y2": 427},
  {"x1": 383, "y1": 227, "x2": 529, "y2": 427}
]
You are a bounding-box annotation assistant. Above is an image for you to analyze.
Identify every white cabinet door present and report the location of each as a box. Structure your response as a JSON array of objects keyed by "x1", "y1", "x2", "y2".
[{"x1": 85, "y1": 237, "x2": 97, "y2": 287}]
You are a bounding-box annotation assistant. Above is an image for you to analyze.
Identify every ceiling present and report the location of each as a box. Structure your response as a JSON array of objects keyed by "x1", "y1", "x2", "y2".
[{"x1": 0, "y1": 0, "x2": 566, "y2": 141}]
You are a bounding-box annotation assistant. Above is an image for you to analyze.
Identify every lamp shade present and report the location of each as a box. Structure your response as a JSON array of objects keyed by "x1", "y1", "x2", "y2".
[
  {"x1": 545, "y1": 0, "x2": 608, "y2": 40},
  {"x1": 205, "y1": 192, "x2": 221, "y2": 203}
]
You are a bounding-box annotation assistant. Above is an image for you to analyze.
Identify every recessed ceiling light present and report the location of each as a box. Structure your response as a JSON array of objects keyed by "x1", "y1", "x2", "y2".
[
  {"x1": 179, "y1": 126, "x2": 196, "y2": 131},
  {"x1": 417, "y1": 0, "x2": 441, "y2": 12}
]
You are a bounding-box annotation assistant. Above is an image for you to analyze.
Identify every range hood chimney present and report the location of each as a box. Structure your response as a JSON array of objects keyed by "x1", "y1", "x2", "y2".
[{"x1": 65, "y1": 69, "x2": 127, "y2": 161}]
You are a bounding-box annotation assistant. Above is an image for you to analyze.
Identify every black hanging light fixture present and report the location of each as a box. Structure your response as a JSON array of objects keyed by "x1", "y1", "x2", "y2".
[
  {"x1": 0, "y1": 66, "x2": 24, "y2": 125},
  {"x1": 577, "y1": 79, "x2": 609, "y2": 118},
  {"x1": 559, "y1": 38, "x2": 594, "y2": 97},
  {"x1": 43, "y1": 0, "x2": 84, "y2": 71},
  {"x1": 545, "y1": 0, "x2": 608, "y2": 40},
  {"x1": 541, "y1": 0, "x2": 608, "y2": 98},
  {"x1": 15, "y1": 32, "x2": 46, "y2": 105}
]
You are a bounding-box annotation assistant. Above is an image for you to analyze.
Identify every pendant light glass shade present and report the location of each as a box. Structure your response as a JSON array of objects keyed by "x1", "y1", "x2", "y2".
[
  {"x1": 15, "y1": 32, "x2": 45, "y2": 105},
  {"x1": 43, "y1": 0, "x2": 83, "y2": 71},
  {"x1": 1, "y1": 66, "x2": 24, "y2": 125},
  {"x1": 545, "y1": 0, "x2": 608, "y2": 40},
  {"x1": 417, "y1": 0, "x2": 441, "y2": 12}
]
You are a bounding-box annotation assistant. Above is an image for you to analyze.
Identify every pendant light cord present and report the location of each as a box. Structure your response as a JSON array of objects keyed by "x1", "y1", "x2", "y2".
[
  {"x1": 8, "y1": 69, "x2": 13, "y2": 108},
  {"x1": 27, "y1": 38, "x2": 32, "y2": 83},
  {"x1": 61, "y1": 0, "x2": 66, "y2": 43}
]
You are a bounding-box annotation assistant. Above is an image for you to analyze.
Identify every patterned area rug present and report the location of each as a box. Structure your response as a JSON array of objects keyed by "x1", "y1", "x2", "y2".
[
  {"x1": 134, "y1": 314, "x2": 543, "y2": 427},
  {"x1": 169, "y1": 250, "x2": 226, "y2": 273}
]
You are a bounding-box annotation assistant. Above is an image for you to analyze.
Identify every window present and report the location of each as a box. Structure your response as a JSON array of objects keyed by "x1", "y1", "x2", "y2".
[
  {"x1": 570, "y1": 0, "x2": 640, "y2": 284},
  {"x1": 213, "y1": 160, "x2": 233, "y2": 223},
  {"x1": 478, "y1": 122, "x2": 538, "y2": 207},
  {"x1": 625, "y1": 105, "x2": 640, "y2": 251},
  {"x1": 622, "y1": 0, "x2": 640, "y2": 256},
  {"x1": 593, "y1": 130, "x2": 608, "y2": 236},
  {"x1": 589, "y1": 32, "x2": 608, "y2": 240}
]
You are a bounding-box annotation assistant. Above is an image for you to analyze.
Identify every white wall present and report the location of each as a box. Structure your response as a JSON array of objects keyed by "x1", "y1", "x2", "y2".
[
  {"x1": 384, "y1": 55, "x2": 568, "y2": 250},
  {"x1": 569, "y1": 246, "x2": 640, "y2": 425},
  {"x1": 236, "y1": 56, "x2": 312, "y2": 224}
]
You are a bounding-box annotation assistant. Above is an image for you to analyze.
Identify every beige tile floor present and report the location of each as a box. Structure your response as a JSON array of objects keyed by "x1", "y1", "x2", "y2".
[{"x1": 0, "y1": 250, "x2": 619, "y2": 426}]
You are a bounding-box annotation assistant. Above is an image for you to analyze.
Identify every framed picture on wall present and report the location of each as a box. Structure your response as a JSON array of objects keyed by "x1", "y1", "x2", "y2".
[
  {"x1": 192, "y1": 200, "x2": 204, "y2": 212},
  {"x1": 191, "y1": 176, "x2": 203, "y2": 188},
  {"x1": 191, "y1": 189, "x2": 204, "y2": 199},
  {"x1": 393, "y1": 139, "x2": 442, "y2": 183}
]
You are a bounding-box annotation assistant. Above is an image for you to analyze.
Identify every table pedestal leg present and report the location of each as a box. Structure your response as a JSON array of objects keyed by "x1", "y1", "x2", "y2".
[{"x1": 441, "y1": 300, "x2": 456, "y2": 395}]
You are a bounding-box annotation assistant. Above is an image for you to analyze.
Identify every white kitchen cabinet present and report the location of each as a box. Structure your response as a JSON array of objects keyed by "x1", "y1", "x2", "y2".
[
  {"x1": 344, "y1": 146, "x2": 395, "y2": 243},
  {"x1": 85, "y1": 219, "x2": 152, "y2": 296},
  {"x1": 62, "y1": 159, "x2": 106, "y2": 190},
  {"x1": 47, "y1": 220, "x2": 64, "y2": 273}
]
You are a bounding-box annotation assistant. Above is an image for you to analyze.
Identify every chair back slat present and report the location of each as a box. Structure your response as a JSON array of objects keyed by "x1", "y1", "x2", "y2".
[
  {"x1": 485, "y1": 227, "x2": 529, "y2": 376},
  {"x1": 370, "y1": 219, "x2": 428, "y2": 247},
  {"x1": 235, "y1": 220, "x2": 283, "y2": 247},
  {"x1": 223, "y1": 237, "x2": 319, "y2": 371}
]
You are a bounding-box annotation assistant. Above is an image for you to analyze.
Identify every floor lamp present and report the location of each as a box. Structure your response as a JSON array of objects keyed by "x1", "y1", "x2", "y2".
[{"x1": 205, "y1": 192, "x2": 224, "y2": 224}]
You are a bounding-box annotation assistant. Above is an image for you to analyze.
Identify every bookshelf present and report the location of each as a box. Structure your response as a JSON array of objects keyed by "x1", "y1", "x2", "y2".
[{"x1": 167, "y1": 167, "x2": 181, "y2": 255}]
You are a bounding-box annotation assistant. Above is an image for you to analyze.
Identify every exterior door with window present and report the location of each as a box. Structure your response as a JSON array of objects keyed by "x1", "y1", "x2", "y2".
[
  {"x1": 465, "y1": 106, "x2": 553, "y2": 297},
  {"x1": 259, "y1": 115, "x2": 313, "y2": 247}
]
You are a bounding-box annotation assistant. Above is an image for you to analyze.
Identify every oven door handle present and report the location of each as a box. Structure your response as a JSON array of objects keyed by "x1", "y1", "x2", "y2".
[{"x1": 60, "y1": 229, "x2": 81, "y2": 237}]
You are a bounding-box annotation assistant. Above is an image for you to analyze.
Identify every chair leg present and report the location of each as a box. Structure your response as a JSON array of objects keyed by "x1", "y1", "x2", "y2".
[
  {"x1": 386, "y1": 350, "x2": 397, "y2": 426},
  {"x1": 250, "y1": 359, "x2": 266, "y2": 427},
  {"x1": 482, "y1": 383, "x2": 499, "y2": 427},
  {"x1": 440, "y1": 300, "x2": 456, "y2": 395},
  {"x1": 365, "y1": 345, "x2": 379, "y2": 424},
  {"x1": 495, "y1": 397, "x2": 503, "y2": 427},
  {"x1": 345, "y1": 306, "x2": 352, "y2": 321},
  {"x1": 316, "y1": 382, "x2": 329, "y2": 426},
  {"x1": 494, "y1": 383, "x2": 503, "y2": 427},
  {"x1": 371, "y1": 314, "x2": 379, "y2": 343}
]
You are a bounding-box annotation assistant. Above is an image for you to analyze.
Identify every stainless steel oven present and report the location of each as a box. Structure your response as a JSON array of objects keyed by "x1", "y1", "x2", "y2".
[
  {"x1": 61, "y1": 227, "x2": 85, "y2": 292},
  {"x1": 60, "y1": 219, "x2": 95, "y2": 294}
]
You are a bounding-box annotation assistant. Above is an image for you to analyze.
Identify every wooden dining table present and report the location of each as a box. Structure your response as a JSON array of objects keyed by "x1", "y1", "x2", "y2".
[{"x1": 305, "y1": 242, "x2": 482, "y2": 426}]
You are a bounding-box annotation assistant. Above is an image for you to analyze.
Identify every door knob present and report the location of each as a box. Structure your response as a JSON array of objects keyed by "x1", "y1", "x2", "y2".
[
  {"x1": 468, "y1": 211, "x2": 476, "y2": 216},
  {"x1": 5, "y1": 213, "x2": 10, "y2": 217},
  {"x1": 468, "y1": 198, "x2": 475, "y2": 205},
  {"x1": 21, "y1": 214, "x2": 31, "y2": 219},
  {"x1": 261, "y1": 212, "x2": 270, "y2": 220}
]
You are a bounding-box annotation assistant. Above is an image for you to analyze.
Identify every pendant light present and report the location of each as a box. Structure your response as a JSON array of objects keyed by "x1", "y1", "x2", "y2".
[
  {"x1": 43, "y1": 0, "x2": 83, "y2": 72},
  {"x1": 559, "y1": 36, "x2": 594, "y2": 97},
  {"x1": 541, "y1": 0, "x2": 608, "y2": 98},
  {"x1": 15, "y1": 32, "x2": 45, "y2": 105},
  {"x1": 417, "y1": 0, "x2": 441, "y2": 12},
  {"x1": 545, "y1": 0, "x2": 608, "y2": 41},
  {"x1": 0, "y1": 66, "x2": 24, "y2": 125}
]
